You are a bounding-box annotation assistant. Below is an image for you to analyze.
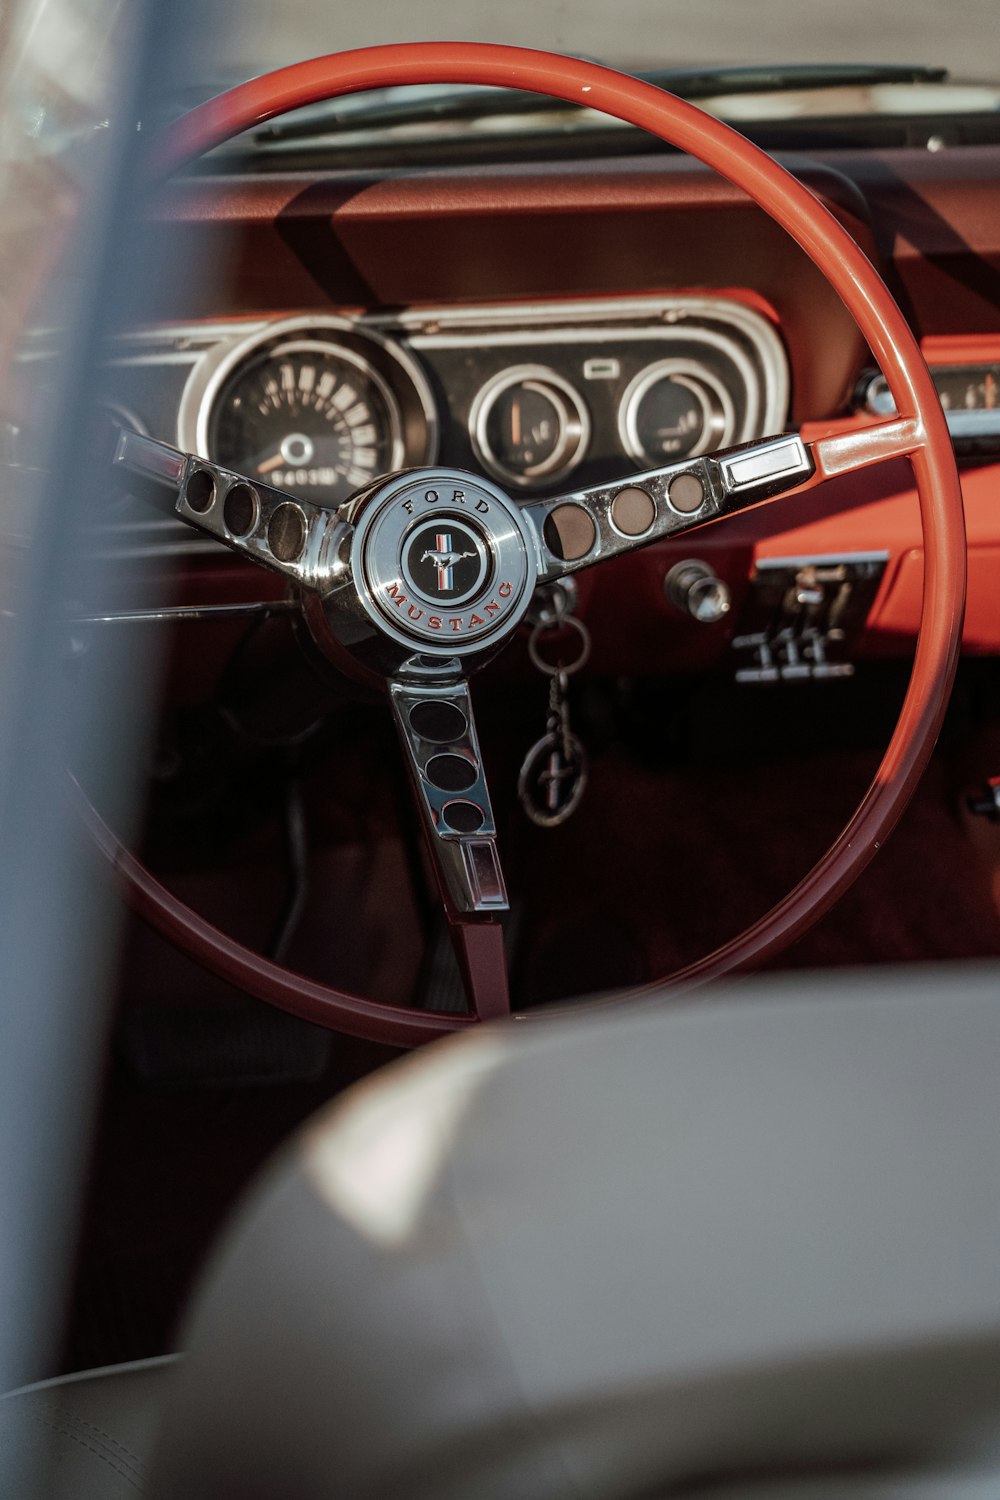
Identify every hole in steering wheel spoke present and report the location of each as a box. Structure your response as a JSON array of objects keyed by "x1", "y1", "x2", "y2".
[
  {"x1": 185, "y1": 467, "x2": 216, "y2": 514},
  {"x1": 267, "y1": 503, "x2": 307, "y2": 564},
  {"x1": 441, "y1": 800, "x2": 485, "y2": 833},
  {"x1": 223, "y1": 483, "x2": 259, "y2": 538},
  {"x1": 426, "y1": 754, "x2": 478, "y2": 792},
  {"x1": 409, "y1": 701, "x2": 469, "y2": 744}
]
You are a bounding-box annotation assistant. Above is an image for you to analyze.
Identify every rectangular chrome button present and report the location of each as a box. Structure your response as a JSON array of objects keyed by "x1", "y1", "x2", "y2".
[
  {"x1": 720, "y1": 435, "x2": 811, "y2": 492},
  {"x1": 462, "y1": 840, "x2": 508, "y2": 910}
]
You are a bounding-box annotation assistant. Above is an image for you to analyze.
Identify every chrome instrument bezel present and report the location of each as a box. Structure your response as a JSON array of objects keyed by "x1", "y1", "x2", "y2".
[
  {"x1": 468, "y1": 363, "x2": 591, "y2": 489},
  {"x1": 617, "y1": 358, "x2": 736, "y2": 466},
  {"x1": 395, "y1": 292, "x2": 786, "y2": 441},
  {"x1": 176, "y1": 312, "x2": 440, "y2": 493},
  {"x1": 204, "y1": 335, "x2": 405, "y2": 496}
]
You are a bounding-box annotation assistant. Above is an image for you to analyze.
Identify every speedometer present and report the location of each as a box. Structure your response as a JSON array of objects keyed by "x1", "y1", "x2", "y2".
[
  {"x1": 208, "y1": 341, "x2": 402, "y2": 507},
  {"x1": 179, "y1": 315, "x2": 439, "y2": 509}
]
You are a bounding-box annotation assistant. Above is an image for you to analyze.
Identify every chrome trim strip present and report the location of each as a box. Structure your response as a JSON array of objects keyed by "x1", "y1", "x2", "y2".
[
  {"x1": 109, "y1": 320, "x2": 272, "y2": 349},
  {"x1": 88, "y1": 539, "x2": 227, "y2": 560},
  {"x1": 108, "y1": 353, "x2": 203, "y2": 368},
  {"x1": 947, "y1": 409, "x2": 1000, "y2": 437},
  {"x1": 385, "y1": 293, "x2": 780, "y2": 339},
  {"x1": 65, "y1": 601, "x2": 299, "y2": 625},
  {"x1": 753, "y1": 550, "x2": 891, "y2": 571}
]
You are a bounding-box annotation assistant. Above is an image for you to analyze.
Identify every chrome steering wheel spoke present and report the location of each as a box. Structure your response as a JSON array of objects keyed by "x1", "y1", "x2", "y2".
[
  {"x1": 524, "y1": 417, "x2": 923, "y2": 582},
  {"x1": 389, "y1": 675, "x2": 511, "y2": 1023},
  {"x1": 112, "y1": 428, "x2": 334, "y2": 590},
  {"x1": 388, "y1": 677, "x2": 508, "y2": 918}
]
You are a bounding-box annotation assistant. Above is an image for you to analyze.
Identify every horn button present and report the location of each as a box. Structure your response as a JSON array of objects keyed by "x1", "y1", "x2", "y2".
[{"x1": 351, "y1": 470, "x2": 537, "y2": 659}]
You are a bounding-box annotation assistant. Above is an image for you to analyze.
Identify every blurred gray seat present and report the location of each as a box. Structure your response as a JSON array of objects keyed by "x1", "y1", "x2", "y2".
[
  {"x1": 0, "y1": 1357, "x2": 175, "y2": 1499},
  {"x1": 4, "y1": 966, "x2": 1000, "y2": 1498}
]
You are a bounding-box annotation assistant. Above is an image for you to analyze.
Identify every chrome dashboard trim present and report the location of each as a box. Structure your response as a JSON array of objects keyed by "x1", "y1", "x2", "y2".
[
  {"x1": 946, "y1": 409, "x2": 1000, "y2": 438},
  {"x1": 467, "y1": 363, "x2": 591, "y2": 489},
  {"x1": 617, "y1": 357, "x2": 736, "y2": 464},
  {"x1": 102, "y1": 294, "x2": 789, "y2": 560},
  {"x1": 752, "y1": 550, "x2": 891, "y2": 570},
  {"x1": 401, "y1": 298, "x2": 784, "y2": 448},
  {"x1": 175, "y1": 312, "x2": 440, "y2": 472}
]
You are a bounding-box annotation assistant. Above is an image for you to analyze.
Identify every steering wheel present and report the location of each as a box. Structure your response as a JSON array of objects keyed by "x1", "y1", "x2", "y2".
[{"x1": 92, "y1": 43, "x2": 965, "y2": 1047}]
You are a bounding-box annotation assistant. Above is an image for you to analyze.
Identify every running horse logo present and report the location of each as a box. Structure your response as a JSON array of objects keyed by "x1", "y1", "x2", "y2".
[{"x1": 420, "y1": 532, "x2": 478, "y2": 592}]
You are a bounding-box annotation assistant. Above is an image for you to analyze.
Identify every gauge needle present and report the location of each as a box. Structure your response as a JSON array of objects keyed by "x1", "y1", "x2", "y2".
[
  {"x1": 511, "y1": 397, "x2": 521, "y2": 447},
  {"x1": 257, "y1": 452, "x2": 285, "y2": 475}
]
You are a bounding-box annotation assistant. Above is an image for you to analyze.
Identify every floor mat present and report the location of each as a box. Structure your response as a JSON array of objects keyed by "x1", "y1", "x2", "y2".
[{"x1": 62, "y1": 703, "x2": 1000, "y2": 1375}]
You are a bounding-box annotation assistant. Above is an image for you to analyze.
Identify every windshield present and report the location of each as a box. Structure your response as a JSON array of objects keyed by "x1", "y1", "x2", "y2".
[
  {"x1": 207, "y1": 0, "x2": 998, "y2": 88},
  {"x1": 173, "y1": 0, "x2": 1000, "y2": 161}
]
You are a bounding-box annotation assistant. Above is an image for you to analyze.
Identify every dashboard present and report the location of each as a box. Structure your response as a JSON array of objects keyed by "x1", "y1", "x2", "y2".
[
  {"x1": 95, "y1": 142, "x2": 1000, "y2": 680},
  {"x1": 103, "y1": 294, "x2": 789, "y2": 530}
]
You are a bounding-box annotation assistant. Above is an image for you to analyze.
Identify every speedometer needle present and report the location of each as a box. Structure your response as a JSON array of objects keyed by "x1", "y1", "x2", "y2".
[{"x1": 257, "y1": 453, "x2": 285, "y2": 475}]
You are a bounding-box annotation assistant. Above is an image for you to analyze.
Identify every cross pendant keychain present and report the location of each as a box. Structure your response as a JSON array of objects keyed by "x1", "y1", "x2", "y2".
[{"x1": 518, "y1": 606, "x2": 591, "y2": 828}]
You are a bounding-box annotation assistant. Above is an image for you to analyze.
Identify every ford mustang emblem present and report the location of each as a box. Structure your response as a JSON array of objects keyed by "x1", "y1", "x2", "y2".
[{"x1": 420, "y1": 534, "x2": 478, "y2": 591}]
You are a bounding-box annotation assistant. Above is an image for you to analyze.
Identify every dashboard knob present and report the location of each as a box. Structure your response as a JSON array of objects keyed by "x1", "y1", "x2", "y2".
[{"x1": 665, "y1": 560, "x2": 732, "y2": 623}]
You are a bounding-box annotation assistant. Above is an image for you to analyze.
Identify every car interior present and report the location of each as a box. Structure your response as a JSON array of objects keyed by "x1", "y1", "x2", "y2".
[{"x1": 1, "y1": 9, "x2": 1000, "y2": 1497}]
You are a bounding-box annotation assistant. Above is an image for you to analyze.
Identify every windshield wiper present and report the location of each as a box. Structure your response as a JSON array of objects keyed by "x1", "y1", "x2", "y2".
[
  {"x1": 250, "y1": 63, "x2": 949, "y2": 144},
  {"x1": 646, "y1": 62, "x2": 948, "y2": 99}
]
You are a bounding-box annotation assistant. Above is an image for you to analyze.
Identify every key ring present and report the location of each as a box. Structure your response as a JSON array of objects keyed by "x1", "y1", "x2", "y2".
[{"x1": 527, "y1": 613, "x2": 591, "y2": 677}]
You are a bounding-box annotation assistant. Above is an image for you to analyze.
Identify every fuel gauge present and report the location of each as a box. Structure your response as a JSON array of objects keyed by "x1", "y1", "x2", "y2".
[{"x1": 469, "y1": 365, "x2": 590, "y2": 489}]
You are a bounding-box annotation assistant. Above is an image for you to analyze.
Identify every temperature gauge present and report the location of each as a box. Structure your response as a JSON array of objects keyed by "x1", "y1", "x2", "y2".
[{"x1": 469, "y1": 366, "x2": 590, "y2": 489}]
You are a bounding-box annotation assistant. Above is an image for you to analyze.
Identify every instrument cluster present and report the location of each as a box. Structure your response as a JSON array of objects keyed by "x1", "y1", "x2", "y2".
[{"x1": 101, "y1": 295, "x2": 789, "y2": 555}]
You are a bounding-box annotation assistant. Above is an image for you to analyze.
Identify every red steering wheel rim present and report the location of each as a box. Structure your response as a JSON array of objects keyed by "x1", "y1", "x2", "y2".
[{"x1": 101, "y1": 43, "x2": 965, "y2": 1044}]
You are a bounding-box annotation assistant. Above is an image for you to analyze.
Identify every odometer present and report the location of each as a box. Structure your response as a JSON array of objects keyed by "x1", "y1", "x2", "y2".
[{"x1": 207, "y1": 340, "x2": 404, "y2": 506}]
